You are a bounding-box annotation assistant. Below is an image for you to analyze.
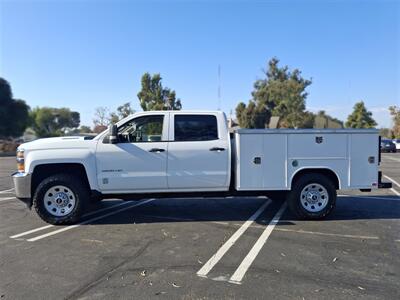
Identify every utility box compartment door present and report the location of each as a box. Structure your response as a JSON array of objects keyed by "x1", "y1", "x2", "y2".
[
  {"x1": 349, "y1": 134, "x2": 379, "y2": 188},
  {"x1": 288, "y1": 134, "x2": 347, "y2": 158},
  {"x1": 262, "y1": 134, "x2": 287, "y2": 189},
  {"x1": 235, "y1": 133, "x2": 287, "y2": 190},
  {"x1": 236, "y1": 134, "x2": 263, "y2": 189}
]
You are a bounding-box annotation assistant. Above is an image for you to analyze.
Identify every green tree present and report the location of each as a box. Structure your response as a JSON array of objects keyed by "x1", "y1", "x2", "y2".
[
  {"x1": 314, "y1": 110, "x2": 343, "y2": 128},
  {"x1": 109, "y1": 112, "x2": 119, "y2": 124},
  {"x1": 117, "y1": 102, "x2": 135, "y2": 118},
  {"x1": 0, "y1": 78, "x2": 30, "y2": 138},
  {"x1": 389, "y1": 106, "x2": 400, "y2": 138},
  {"x1": 236, "y1": 100, "x2": 269, "y2": 128},
  {"x1": 79, "y1": 125, "x2": 92, "y2": 134},
  {"x1": 235, "y1": 102, "x2": 248, "y2": 128},
  {"x1": 137, "y1": 73, "x2": 182, "y2": 111},
  {"x1": 345, "y1": 101, "x2": 377, "y2": 128},
  {"x1": 108, "y1": 102, "x2": 136, "y2": 124},
  {"x1": 235, "y1": 58, "x2": 312, "y2": 128},
  {"x1": 30, "y1": 107, "x2": 80, "y2": 137},
  {"x1": 379, "y1": 128, "x2": 393, "y2": 139},
  {"x1": 300, "y1": 111, "x2": 316, "y2": 128}
]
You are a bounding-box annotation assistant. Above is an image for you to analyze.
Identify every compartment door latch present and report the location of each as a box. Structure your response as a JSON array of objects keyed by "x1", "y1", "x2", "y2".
[{"x1": 253, "y1": 157, "x2": 261, "y2": 164}]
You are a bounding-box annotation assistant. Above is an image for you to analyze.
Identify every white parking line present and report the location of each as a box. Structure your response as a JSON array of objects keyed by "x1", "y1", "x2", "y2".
[
  {"x1": 10, "y1": 225, "x2": 54, "y2": 239},
  {"x1": 10, "y1": 201, "x2": 134, "y2": 239},
  {"x1": 229, "y1": 202, "x2": 287, "y2": 284},
  {"x1": 197, "y1": 199, "x2": 271, "y2": 278},
  {"x1": 383, "y1": 156, "x2": 400, "y2": 163},
  {"x1": 0, "y1": 197, "x2": 15, "y2": 202},
  {"x1": 381, "y1": 175, "x2": 400, "y2": 197},
  {"x1": 390, "y1": 188, "x2": 400, "y2": 197},
  {"x1": 383, "y1": 175, "x2": 400, "y2": 190},
  {"x1": 0, "y1": 188, "x2": 14, "y2": 193},
  {"x1": 338, "y1": 194, "x2": 400, "y2": 201},
  {"x1": 273, "y1": 227, "x2": 379, "y2": 240},
  {"x1": 27, "y1": 199, "x2": 155, "y2": 242}
]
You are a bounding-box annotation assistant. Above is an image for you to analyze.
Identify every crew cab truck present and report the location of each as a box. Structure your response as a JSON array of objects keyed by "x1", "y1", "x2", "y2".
[{"x1": 12, "y1": 111, "x2": 392, "y2": 224}]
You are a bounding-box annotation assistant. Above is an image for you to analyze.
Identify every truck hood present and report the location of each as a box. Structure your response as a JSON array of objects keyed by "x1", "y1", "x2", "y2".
[{"x1": 18, "y1": 136, "x2": 97, "y2": 151}]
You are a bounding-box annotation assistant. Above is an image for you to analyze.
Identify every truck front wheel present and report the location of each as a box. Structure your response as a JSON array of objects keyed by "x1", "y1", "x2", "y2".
[
  {"x1": 287, "y1": 174, "x2": 336, "y2": 220},
  {"x1": 33, "y1": 174, "x2": 88, "y2": 225}
]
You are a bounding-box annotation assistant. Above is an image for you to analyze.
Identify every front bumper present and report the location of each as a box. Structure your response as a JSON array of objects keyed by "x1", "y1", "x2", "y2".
[{"x1": 12, "y1": 172, "x2": 32, "y2": 207}]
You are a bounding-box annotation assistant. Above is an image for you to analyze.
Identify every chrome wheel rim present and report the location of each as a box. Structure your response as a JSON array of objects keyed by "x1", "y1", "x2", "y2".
[
  {"x1": 300, "y1": 183, "x2": 329, "y2": 213},
  {"x1": 44, "y1": 185, "x2": 76, "y2": 217}
]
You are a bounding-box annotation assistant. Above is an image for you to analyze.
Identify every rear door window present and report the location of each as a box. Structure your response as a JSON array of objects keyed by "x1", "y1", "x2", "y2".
[{"x1": 174, "y1": 115, "x2": 218, "y2": 141}]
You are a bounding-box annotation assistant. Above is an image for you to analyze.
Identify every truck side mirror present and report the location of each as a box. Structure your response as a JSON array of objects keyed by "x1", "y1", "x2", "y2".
[{"x1": 109, "y1": 124, "x2": 118, "y2": 144}]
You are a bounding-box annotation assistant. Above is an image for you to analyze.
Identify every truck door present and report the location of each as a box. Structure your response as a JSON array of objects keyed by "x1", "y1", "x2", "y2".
[
  {"x1": 96, "y1": 113, "x2": 169, "y2": 192},
  {"x1": 167, "y1": 113, "x2": 230, "y2": 190}
]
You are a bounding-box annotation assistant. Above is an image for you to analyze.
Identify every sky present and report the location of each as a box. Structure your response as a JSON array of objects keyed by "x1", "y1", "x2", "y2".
[{"x1": 0, "y1": 0, "x2": 399, "y2": 128}]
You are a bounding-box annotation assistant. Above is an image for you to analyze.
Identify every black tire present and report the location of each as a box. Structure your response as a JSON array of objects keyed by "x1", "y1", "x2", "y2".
[
  {"x1": 33, "y1": 174, "x2": 89, "y2": 225},
  {"x1": 287, "y1": 173, "x2": 336, "y2": 220}
]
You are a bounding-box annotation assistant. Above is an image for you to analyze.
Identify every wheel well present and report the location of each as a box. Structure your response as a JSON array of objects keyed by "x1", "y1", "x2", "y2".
[
  {"x1": 291, "y1": 168, "x2": 339, "y2": 190},
  {"x1": 31, "y1": 163, "x2": 90, "y2": 196}
]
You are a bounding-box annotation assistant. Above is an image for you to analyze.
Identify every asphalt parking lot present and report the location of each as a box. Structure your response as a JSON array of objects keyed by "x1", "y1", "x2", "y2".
[{"x1": 0, "y1": 154, "x2": 399, "y2": 299}]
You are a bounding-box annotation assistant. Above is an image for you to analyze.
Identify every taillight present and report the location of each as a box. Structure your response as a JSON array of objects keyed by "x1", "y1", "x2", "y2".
[
  {"x1": 378, "y1": 136, "x2": 381, "y2": 165},
  {"x1": 16, "y1": 149, "x2": 25, "y2": 172}
]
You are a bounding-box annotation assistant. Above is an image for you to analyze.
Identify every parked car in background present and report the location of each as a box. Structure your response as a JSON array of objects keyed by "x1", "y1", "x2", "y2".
[
  {"x1": 381, "y1": 139, "x2": 397, "y2": 153},
  {"x1": 393, "y1": 139, "x2": 400, "y2": 151}
]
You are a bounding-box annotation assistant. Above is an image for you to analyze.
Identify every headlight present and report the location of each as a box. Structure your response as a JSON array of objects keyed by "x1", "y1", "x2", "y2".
[{"x1": 16, "y1": 149, "x2": 25, "y2": 173}]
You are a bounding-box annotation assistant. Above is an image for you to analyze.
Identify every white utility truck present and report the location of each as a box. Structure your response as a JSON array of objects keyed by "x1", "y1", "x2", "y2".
[{"x1": 12, "y1": 111, "x2": 391, "y2": 224}]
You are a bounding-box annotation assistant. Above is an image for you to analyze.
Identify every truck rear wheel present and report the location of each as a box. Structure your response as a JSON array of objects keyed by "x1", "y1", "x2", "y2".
[
  {"x1": 33, "y1": 174, "x2": 88, "y2": 225},
  {"x1": 287, "y1": 173, "x2": 336, "y2": 220}
]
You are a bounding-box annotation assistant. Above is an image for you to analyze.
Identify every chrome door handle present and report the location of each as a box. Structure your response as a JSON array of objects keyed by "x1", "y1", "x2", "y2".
[
  {"x1": 209, "y1": 147, "x2": 225, "y2": 151},
  {"x1": 149, "y1": 148, "x2": 165, "y2": 153}
]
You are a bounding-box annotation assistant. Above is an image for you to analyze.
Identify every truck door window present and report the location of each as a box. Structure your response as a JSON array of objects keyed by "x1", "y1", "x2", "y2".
[
  {"x1": 118, "y1": 115, "x2": 164, "y2": 143},
  {"x1": 174, "y1": 115, "x2": 218, "y2": 141}
]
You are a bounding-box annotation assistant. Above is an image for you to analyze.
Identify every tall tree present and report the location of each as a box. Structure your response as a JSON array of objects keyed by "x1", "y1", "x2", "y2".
[
  {"x1": 300, "y1": 111, "x2": 316, "y2": 128},
  {"x1": 345, "y1": 101, "x2": 377, "y2": 128},
  {"x1": 30, "y1": 107, "x2": 80, "y2": 137},
  {"x1": 236, "y1": 100, "x2": 269, "y2": 128},
  {"x1": 109, "y1": 102, "x2": 136, "y2": 124},
  {"x1": 314, "y1": 110, "x2": 343, "y2": 128},
  {"x1": 235, "y1": 102, "x2": 248, "y2": 128},
  {"x1": 235, "y1": 58, "x2": 312, "y2": 128},
  {"x1": 0, "y1": 78, "x2": 30, "y2": 138},
  {"x1": 137, "y1": 73, "x2": 182, "y2": 111},
  {"x1": 108, "y1": 112, "x2": 119, "y2": 125},
  {"x1": 389, "y1": 106, "x2": 400, "y2": 138},
  {"x1": 93, "y1": 107, "x2": 109, "y2": 127},
  {"x1": 116, "y1": 102, "x2": 135, "y2": 119},
  {"x1": 95, "y1": 102, "x2": 136, "y2": 126}
]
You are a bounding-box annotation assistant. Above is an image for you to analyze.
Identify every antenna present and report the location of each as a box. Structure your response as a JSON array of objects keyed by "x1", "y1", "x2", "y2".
[{"x1": 218, "y1": 64, "x2": 221, "y2": 110}]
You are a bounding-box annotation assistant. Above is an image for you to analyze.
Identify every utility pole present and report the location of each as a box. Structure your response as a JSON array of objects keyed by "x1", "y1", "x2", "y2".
[{"x1": 217, "y1": 64, "x2": 221, "y2": 110}]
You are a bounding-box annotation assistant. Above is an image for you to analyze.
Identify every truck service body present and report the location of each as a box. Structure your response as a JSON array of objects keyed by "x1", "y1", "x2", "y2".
[{"x1": 12, "y1": 111, "x2": 391, "y2": 224}]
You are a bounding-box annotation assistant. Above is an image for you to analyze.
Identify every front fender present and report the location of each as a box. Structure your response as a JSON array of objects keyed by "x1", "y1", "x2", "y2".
[{"x1": 25, "y1": 148, "x2": 99, "y2": 191}]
